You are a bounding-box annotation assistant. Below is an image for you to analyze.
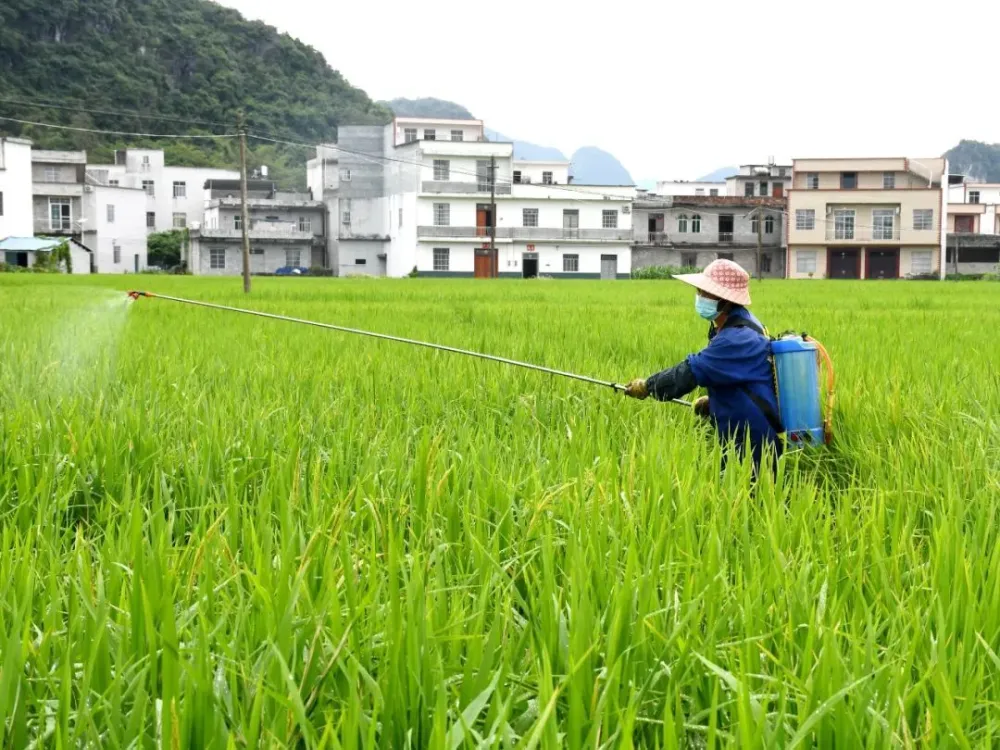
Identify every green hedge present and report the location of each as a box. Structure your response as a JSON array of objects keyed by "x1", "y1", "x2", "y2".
[{"x1": 630, "y1": 265, "x2": 700, "y2": 280}]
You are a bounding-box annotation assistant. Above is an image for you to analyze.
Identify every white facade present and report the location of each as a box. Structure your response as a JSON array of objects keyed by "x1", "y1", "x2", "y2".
[
  {"x1": 0, "y1": 137, "x2": 33, "y2": 240},
  {"x1": 392, "y1": 117, "x2": 484, "y2": 146},
  {"x1": 726, "y1": 164, "x2": 792, "y2": 198},
  {"x1": 656, "y1": 180, "x2": 726, "y2": 197},
  {"x1": 86, "y1": 149, "x2": 239, "y2": 234},
  {"x1": 513, "y1": 160, "x2": 571, "y2": 185},
  {"x1": 82, "y1": 184, "x2": 148, "y2": 273}
]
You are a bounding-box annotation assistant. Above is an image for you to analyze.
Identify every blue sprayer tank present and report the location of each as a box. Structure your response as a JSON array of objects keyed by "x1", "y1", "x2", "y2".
[{"x1": 771, "y1": 336, "x2": 826, "y2": 447}]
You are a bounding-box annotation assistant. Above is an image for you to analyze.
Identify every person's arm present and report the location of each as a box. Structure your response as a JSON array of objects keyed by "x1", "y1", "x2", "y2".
[{"x1": 645, "y1": 360, "x2": 698, "y2": 402}]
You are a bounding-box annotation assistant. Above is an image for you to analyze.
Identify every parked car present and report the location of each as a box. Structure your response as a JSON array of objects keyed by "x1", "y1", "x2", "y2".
[{"x1": 274, "y1": 266, "x2": 310, "y2": 276}]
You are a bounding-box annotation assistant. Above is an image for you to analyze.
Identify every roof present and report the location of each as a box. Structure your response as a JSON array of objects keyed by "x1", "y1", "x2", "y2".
[
  {"x1": 671, "y1": 196, "x2": 787, "y2": 209},
  {"x1": 0, "y1": 237, "x2": 67, "y2": 252},
  {"x1": 1, "y1": 136, "x2": 32, "y2": 147},
  {"x1": 204, "y1": 178, "x2": 275, "y2": 192},
  {"x1": 31, "y1": 149, "x2": 87, "y2": 164}
]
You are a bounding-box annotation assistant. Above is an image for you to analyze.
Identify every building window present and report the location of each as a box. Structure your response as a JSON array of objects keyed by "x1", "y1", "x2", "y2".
[
  {"x1": 691, "y1": 214, "x2": 702, "y2": 233},
  {"x1": 451, "y1": 130, "x2": 463, "y2": 142},
  {"x1": 718, "y1": 252, "x2": 734, "y2": 261},
  {"x1": 476, "y1": 160, "x2": 494, "y2": 191},
  {"x1": 113, "y1": 245, "x2": 121, "y2": 264},
  {"x1": 751, "y1": 215, "x2": 759, "y2": 234},
  {"x1": 210, "y1": 248, "x2": 226, "y2": 269},
  {"x1": 913, "y1": 209, "x2": 933, "y2": 231},
  {"x1": 795, "y1": 209, "x2": 815, "y2": 230},
  {"x1": 173, "y1": 181, "x2": 187, "y2": 198},
  {"x1": 142, "y1": 180, "x2": 155, "y2": 196},
  {"x1": 399, "y1": 208, "x2": 403, "y2": 228},
  {"x1": 49, "y1": 199, "x2": 72, "y2": 231},
  {"x1": 872, "y1": 209, "x2": 895, "y2": 240},
  {"x1": 563, "y1": 254, "x2": 579, "y2": 272},
  {"x1": 172, "y1": 213, "x2": 187, "y2": 229},
  {"x1": 759, "y1": 181, "x2": 768, "y2": 196},
  {"x1": 404, "y1": 128, "x2": 417, "y2": 143},
  {"x1": 44, "y1": 167, "x2": 60, "y2": 182},
  {"x1": 339, "y1": 168, "x2": 351, "y2": 182},
  {"x1": 250, "y1": 246, "x2": 264, "y2": 255},
  {"x1": 883, "y1": 172, "x2": 895, "y2": 189},
  {"x1": 523, "y1": 208, "x2": 539, "y2": 227},
  {"x1": 542, "y1": 171, "x2": 553, "y2": 185},
  {"x1": 834, "y1": 209, "x2": 855, "y2": 239},
  {"x1": 807, "y1": 173, "x2": 819, "y2": 190},
  {"x1": 107, "y1": 204, "x2": 115, "y2": 223},
  {"x1": 146, "y1": 212, "x2": 155, "y2": 228},
  {"x1": 298, "y1": 217, "x2": 311, "y2": 233},
  {"x1": 677, "y1": 214, "x2": 688, "y2": 233},
  {"x1": 710, "y1": 188, "x2": 719, "y2": 196},
  {"x1": 765, "y1": 215, "x2": 775, "y2": 234},
  {"x1": 695, "y1": 188, "x2": 705, "y2": 196},
  {"x1": 911, "y1": 251, "x2": 933, "y2": 275},
  {"x1": 433, "y1": 159, "x2": 450, "y2": 181},
  {"x1": 341, "y1": 210, "x2": 351, "y2": 227},
  {"x1": 513, "y1": 170, "x2": 522, "y2": 184},
  {"x1": 602, "y1": 210, "x2": 618, "y2": 229},
  {"x1": 744, "y1": 182, "x2": 754, "y2": 197},
  {"x1": 109, "y1": 179, "x2": 119, "y2": 187},
  {"x1": 841, "y1": 172, "x2": 857, "y2": 189},
  {"x1": 433, "y1": 203, "x2": 450, "y2": 226},
  {"x1": 796, "y1": 251, "x2": 817, "y2": 274},
  {"x1": 433, "y1": 247, "x2": 449, "y2": 271},
  {"x1": 356, "y1": 258, "x2": 367, "y2": 265},
  {"x1": 285, "y1": 249, "x2": 301, "y2": 267},
  {"x1": 681, "y1": 252, "x2": 697, "y2": 268},
  {"x1": 424, "y1": 129, "x2": 436, "y2": 141},
  {"x1": 760, "y1": 254, "x2": 773, "y2": 273},
  {"x1": 969, "y1": 190, "x2": 980, "y2": 204},
  {"x1": 0, "y1": 192, "x2": 3, "y2": 216}
]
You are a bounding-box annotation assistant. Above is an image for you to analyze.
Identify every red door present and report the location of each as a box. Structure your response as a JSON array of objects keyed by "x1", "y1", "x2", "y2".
[
  {"x1": 476, "y1": 205, "x2": 492, "y2": 238},
  {"x1": 474, "y1": 248, "x2": 497, "y2": 278},
  {"x1": 955, "y1": 215, "x2": 975, "y2": 233},
  {"x1": 772, "y1": 183, "x2": 784, "y2": 198}
]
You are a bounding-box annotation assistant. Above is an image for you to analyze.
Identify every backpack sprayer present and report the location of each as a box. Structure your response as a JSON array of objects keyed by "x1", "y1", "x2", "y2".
[
  {"x1": 770, "y1": 333, "x2": 836, "y2": 446},
  {"x1": 126, "y1": 291, "x2": 693, "y2": 408}
]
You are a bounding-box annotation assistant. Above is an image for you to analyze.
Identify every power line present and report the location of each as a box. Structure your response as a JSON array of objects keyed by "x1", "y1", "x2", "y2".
[
  {"x1": 0, "y1": 95, "x2": 234, "y2": 130},
  {"x1": 0, "y1": 115, "x2": 239, "y2": 139}
]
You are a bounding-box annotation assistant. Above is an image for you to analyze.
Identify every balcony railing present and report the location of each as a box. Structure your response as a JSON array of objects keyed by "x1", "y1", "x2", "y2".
[
  {"x1": 633, "y1": 230, "x2": 782, "y2": 246},
  {"x1": 421, "y1": 180, "x2": 512, "y2": 195},
  {"x1": 200, "y1": 225, "x2": 316, "y2": 241},
  {"x1": 418, "y1": 226, "x2": 514, "y2": 239},
  {"x1": 825, "y1": 226, "x2": 901, "y2": 241},
  {"x1": 718, "y1": 232, "x2": 734, "y2": 242},
  {"x1": 511, "y1": 227, "x2": 633, "y2": 241}
]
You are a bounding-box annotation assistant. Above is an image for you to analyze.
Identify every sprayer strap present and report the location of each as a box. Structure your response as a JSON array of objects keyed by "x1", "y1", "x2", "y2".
[{"x1": 721, "y1": 317, "x2": 785, "y2": 435}]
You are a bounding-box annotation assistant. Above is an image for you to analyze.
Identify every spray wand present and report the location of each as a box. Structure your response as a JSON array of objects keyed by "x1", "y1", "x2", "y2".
[{"x1": 127, "y1": 291, "x2": 692, "y2": 408}]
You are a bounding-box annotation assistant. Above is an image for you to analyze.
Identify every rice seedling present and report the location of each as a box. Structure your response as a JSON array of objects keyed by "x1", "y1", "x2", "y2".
[{"x1": 0, "y1": 273, "x2": 998, "y2": 748}]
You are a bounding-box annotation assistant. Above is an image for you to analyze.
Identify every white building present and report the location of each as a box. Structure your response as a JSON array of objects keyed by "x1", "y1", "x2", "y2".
[
  {"x1": 86, "y1": 149, "x2": 239, "y2": 234},
  {"x1": 655, "y1": 180, "x2": 726, "y2": 197},
  {"x1": 82, "y1": 183, "x2": 148, "y2": 273},
  {"x1": 319, "y1": 118, "x2": 635, "y2": 278},
  {"x1": 945, "y1": 178, "x2": 1000, "y2": 275},
  {"x1": 0, "y1": 137, "x2": 33, "y2": 240},
  {"x1": 726, "y1": 163, "x2": 792, "y2": 198},
  {"x1": 32, "y1": 149, "x2": 87, "y2": 239}
]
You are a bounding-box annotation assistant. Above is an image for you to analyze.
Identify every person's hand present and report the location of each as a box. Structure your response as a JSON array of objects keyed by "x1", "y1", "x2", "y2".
[
  {"x1": 693, "y1": 395, "x2": 710, "y2": 417},
  {"x1": 624, "y1": 378, "x2": 649, "y2": 400}
]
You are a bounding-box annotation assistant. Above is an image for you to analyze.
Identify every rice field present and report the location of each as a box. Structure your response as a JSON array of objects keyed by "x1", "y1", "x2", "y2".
[{"x1": 0, "y1": 273, "x2": 998, "y2": 748}]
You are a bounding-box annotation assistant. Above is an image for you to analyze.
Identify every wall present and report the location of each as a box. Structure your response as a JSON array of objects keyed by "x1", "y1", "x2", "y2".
[
  {"x1": 631, "y1": 246, "x2": 785, "y2": 278},
  {"x1": 33, "y1": 196, "x2": 82, "y2": 233},
  {"x1": 386, "y1": 193, "x2": 418, "y2": 277},
  {"x1": 83, "y1": 185, "x2": 148, "y2": 273},
  {"x1": 792, "y1": 170, "x2": 930, "y2": 190},
  {"x1": 31, "y1": 163, "x2": 81, "y2": 183},
  {"x1": 338, "y1": 240, "x2": 385, "y2": 276},
  {"x1": 726, "y1": 176, "x2": 791, "y2": 197},
  {"x1": 513, "y1": 161, "x2": 572, "y2": 185},
  {"x1": 656, "y1": 181, "x2": 726, "y2": 196},
  {"x1": 787, "y1": 246, "x2": 941, "y2": 279},
  {"x1": 787, "y1": 189, "x2": 942, "y2": 245},
  {"x1": 0, "y1": 139, "x2": 33, "y2": 238},
  {"x1": 192, "y1": 240, "x2": 313, "y2": 275},
  {"x1": 393, "y1": 118, "x2": 483, "y2": 145},
  {"x1": 163, "y1": 166, "x2": 239, "y2": 230}
]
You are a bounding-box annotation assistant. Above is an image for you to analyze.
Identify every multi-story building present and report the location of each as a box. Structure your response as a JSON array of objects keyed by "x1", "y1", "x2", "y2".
[
  {"x1": 317, "y1": 118, "x2": 635, "y2": 279},
  {"x1": 655, "y1": 180, "x2": 726, "y2": 197},
  {"x1": 726, "y1": 163, "x2": 792, "y2": 198},
  {"x1": 0, "y1": 137, "x2": 33, "y2": 241},
  {"x1": 632, "y1": 195, "x2": 786, "y2": 278},
  {"x1": 86, "y1": 149, "x2": 239, "y2": 234},
  {"x1": 32, "y1": 149, "x2": 87, "y2": 238},
  {"x1": 945, "y1": 178, "x2": 1000, "y2": 275},
  {"x1": 188, "y1": 179, "x2": 327, "y2": 275},
  {"x1": 787, "y1": 157, "x2": 947, "y2": 280}
]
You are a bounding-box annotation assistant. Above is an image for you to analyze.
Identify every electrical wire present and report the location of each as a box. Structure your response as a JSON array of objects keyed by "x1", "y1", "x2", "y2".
[
  {"x1": 0, "y1": 115, "x2": 239, "y2": 139},
  {"x1": 0, "y1": 95, "x2": 235, "y2": 130}
]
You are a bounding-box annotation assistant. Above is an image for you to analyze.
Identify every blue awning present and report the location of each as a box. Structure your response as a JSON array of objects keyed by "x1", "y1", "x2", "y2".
[{"x1": 0, "y1": 237, "x2": 65, "y2": 252}]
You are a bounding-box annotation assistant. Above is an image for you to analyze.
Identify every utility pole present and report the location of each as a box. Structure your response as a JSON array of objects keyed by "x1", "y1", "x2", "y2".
[
  {"x1": 237, "y1": 111, "x2": 252, "y2": 294},
  {"x1": 755, "y1": 204, "x2": 764, "y2": 281},
  {"x1": 489, "y1": 155, "x2": 497, "y2": 277}
]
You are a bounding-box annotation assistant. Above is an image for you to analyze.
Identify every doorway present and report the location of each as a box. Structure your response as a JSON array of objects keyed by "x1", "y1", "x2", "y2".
[
  {"x1": 522, "y1": 253, "x2": 538, "y2": 278},
  {"x1": 563, "y1": 209, "x2": 580, "y2": 239},
  {"x1": 867, "y1": 249, "x2": 898, "y2": 279},
  {"x1": 772, "y1": 183, "x2": 784, "y2": 198},
  {"x1": 718, "y1": 214, "x2": 734, "y2": 242},
  {"x1": 474, "y1": 247, "x2": 497, "y2": 278},
  {"x1": 954, "y1": 215, "x2": 975, "y2": 233},
  {"x1": 476, "y1": 204, "x2": 493, "y2": 238},
  {"x1": 134, "y1": 254, "x2": 139, "y2": 273},
  {"x1": 828, "y1": 248, "x2": 860, "y2": 279},
  {"x1": 600, "y1": 254, "x2": 617, "y2": 280}
]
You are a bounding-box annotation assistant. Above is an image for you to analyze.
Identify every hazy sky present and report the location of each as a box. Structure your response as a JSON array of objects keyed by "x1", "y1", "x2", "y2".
[{"x1": 219, "y1": 0, "x2": 999, "y2": 182}]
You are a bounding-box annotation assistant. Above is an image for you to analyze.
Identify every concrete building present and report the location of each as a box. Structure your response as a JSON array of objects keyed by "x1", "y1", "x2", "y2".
[
  {"x1": 787, "y1": 157, "x2": 947, "y2": 279},
  {"x1": 189, "y1": 179, "x2": 327, "y2": 276},
  {"x1": 86, "y1": 149, "x2": 239, "y2": 234},
  {"x1": 316, "y1": 118, "x2": 635, "y2": 279},
  {"x1": 632, "y1": 195, "x2": 786, "y2": 278},
  {"x1": 655, "y1": 180, "x2": 726, "y2": 197},
  {"x1": 726, "y1": 163, "x2": 792, "y2": 198},
  {"x1": 32, "y1": 150, "x2": 87, "y2": 238},
  {"x1": 0, "y1": 137, "x2": 33, "y2": 240},
  {"x1": 945, "y1": 178, "x2": 1000, "y2": 275},
  {"x1": 82, "y1": 183, "x2": 148, "y2": 273},
  {"x1": 0, "y1": 236, "x2": 91, "y2": 274}
]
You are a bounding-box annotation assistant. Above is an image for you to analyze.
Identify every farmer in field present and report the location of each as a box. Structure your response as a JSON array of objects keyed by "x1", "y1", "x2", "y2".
[{"x1": 624, "y1": 259, "x2": 783, "y2": 480}]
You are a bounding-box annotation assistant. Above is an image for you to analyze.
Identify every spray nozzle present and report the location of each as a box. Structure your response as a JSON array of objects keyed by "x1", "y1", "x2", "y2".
[{"x1": 127, "y1": 291, "x2": 148, "y2": 300}]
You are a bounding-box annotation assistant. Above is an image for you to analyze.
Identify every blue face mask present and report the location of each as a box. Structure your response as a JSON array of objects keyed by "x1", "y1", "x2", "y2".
[{"x1": 695, "y1": 295, "x2": 719, "y2": 320}]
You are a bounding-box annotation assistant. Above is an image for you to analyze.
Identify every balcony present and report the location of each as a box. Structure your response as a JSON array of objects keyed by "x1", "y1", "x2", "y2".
[
  {"x1": 33, "y1": 182, "x2": 84, "y2": 198},
  {"x1": 633, "y1": 230, "x2": 781, "y2": 247},
  {"x1": 418, "y1": 226, "x2": 514, "y2": 239},
  {"x1": 200, "y1": 222, "x2": 316, "y2": 242},
  {"x1": 421, "y1": 181, "x2": 512, "y2": 195},
  {"x1": 511, "y1": 227, "x2": 633, "y2": 242},
  {"x1": 825, "y1": 226, "x2": 901, "y2": 242}
]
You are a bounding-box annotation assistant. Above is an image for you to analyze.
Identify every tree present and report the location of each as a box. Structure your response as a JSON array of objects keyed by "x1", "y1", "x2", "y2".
[{"x1": 147, "y1": 230, "x2": 184, "y2": 269}]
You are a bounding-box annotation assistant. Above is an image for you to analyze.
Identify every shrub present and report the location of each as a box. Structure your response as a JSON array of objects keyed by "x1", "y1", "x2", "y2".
[{"x1": 631, "y1": 265, "x2": 700, "y2": 280}]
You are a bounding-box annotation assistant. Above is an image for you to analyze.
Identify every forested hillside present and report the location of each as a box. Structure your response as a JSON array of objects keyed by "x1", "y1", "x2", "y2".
[{"x1": 0, "y1": 0, "x2": 389, "y2": 187}]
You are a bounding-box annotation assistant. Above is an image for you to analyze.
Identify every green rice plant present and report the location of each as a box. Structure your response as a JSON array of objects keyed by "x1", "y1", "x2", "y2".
[{"x1": 0, "y1": 274, "x2": 998, "y2": 748}]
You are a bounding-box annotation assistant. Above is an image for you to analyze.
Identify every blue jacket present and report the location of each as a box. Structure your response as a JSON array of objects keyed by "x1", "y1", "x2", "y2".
[{"x1": 646, "y1": 306, "x2": 781, "y2": 450}]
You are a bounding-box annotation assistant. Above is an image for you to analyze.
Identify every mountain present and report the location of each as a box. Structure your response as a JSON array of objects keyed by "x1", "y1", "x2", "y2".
[
  {"x1": 945, "y1": 140, "x2": 1000, "y2": 182},
  {"x1": 382, "y1": 98, "x2": 475, "y2": 120},
  {"x1": 570, "y1": 147, "x2": 633, "y2": 185},
  {"x1": 697, "y1": 167, "x2": 738, "y2": 182},
  {"x1": 0, "y1": 0, "x2": 389, "y2": 188},
  {"x1": 384, "y1": 97, "x2": 633, "y2": 185}
]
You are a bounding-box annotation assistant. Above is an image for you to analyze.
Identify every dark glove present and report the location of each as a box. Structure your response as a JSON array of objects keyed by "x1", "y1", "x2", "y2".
[
  {"x1": 693, "y1": 396, "x2": 710, "y2": 417},
  {"x1": 624, "y1": 378, "x2": 649, "y2": 400}
]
